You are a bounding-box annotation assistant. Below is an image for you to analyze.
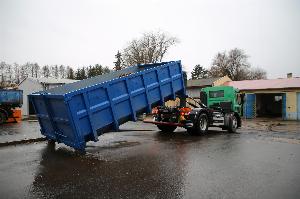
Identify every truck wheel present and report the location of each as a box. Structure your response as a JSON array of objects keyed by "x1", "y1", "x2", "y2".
[
  {"x1": 189, "y1": 113, "x2": 208, "y2": 135},
  {"x1": 157, "y1": 125, "x2": 177, "y2": 133},
  {"x1": 0, "y1": 112, "x2": 6, "y2": 124},
  {"x1": 197, "y1": 113, "x2": 209, "y2": 134},
  {"x1": 228, "y1": 115, "x2": 237, "y2": 133}
]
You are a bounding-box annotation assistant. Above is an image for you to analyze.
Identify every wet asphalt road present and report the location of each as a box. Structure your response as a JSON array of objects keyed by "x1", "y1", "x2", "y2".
[{"x1": 0, "y1": 121, "x2": 300, "y2": 199}]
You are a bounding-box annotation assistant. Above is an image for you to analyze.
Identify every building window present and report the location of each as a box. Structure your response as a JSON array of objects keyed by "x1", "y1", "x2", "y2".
[{"x1": 275, "y1": 96, "x2": 282, "y2": 101}]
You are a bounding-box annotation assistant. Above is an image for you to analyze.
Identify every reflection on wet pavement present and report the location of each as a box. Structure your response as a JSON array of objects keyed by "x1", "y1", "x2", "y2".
[{"x1": 0, "y1": 121, "x2": 300, "y2": 198}]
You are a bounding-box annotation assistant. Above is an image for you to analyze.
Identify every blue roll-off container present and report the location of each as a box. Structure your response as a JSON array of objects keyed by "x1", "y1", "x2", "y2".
[
  {"x1": 0, "y1": 89, "x2": 23, "y2": 107},
  {"x1": 29, "y1": 61, "x2": 185, "y2": 150}
]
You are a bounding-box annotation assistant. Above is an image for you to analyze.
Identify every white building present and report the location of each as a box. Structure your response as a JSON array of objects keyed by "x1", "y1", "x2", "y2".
[{"x1": 18, "y1": 77, "x2": 77, "y2": 116}]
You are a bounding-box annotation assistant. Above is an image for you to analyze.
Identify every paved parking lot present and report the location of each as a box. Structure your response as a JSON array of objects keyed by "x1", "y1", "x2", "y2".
[{"x1": 0, "y1": 120, "x2": 300, "y2": 199}]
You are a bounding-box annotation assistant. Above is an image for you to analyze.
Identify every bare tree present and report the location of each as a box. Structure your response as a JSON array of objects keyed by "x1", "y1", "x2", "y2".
[
  {"x1": 20, "y1": 63, "x2": 29, "y2": 80},
  {"x1": 0, "y1": 62, "x2": 6, "y2": 87},
  {"x1": 6, "y1": 63, "x2": 13, "y2": 82},
  {"x1": 66, "y1": 66, "x2": 75, "y2": 79},
  {"x1": 248, "y1": 67, "x2": 267, "y2": 80},
  {"x1": 13, "y1": 63, "x2": 21, "y2": 84},
  {"x1": 210, "y1": 49, "x2": 250, "y2": 80},
  {"x1": 33, "y1": 63, "x2": 40, "y2": 78},
  {"x1": 209, "y1": 52, "x2": 228, "y2": 78},
  {"x1": 23, "y1": 62, "x2": 35, "y2": 78},
  {"x1": 122, "y1": 31, "x2": 179, "y2": 66},
  {"x1": 52, "y1": 65, "x2": 59, "y2": 78},
  {"x1": 42, "y1": 65, "x2": 50, "y2": 77},
  {"x1": 226, "y1": 48, "x2": 250, "y2": 80},
  {"x1": 59, "y1": 65, "x2": 66, "y2": 78},
  {"x1": 209, "y1": 48, "x2": 266, "y2": 80}
]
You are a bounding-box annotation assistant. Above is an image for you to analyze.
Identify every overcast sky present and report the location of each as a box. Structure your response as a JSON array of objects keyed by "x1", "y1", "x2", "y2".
[{"x1": 1, "y1": 0, "x2": 299, "y2": 78}]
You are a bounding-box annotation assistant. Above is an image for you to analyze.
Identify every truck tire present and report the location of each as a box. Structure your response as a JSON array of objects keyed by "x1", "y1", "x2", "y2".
[
  {"x1": 188, "y1": 113, "x2": 208, "y2": 135},
  {"x1": 228, "y1": 115, "x2": 237, "y2": 133},
  {"x1": 0, "y1": 112, "x2": 6, "y2": 124},
  {"x1": 157, "y1": 125, "x2": 177, "y2": 133}
]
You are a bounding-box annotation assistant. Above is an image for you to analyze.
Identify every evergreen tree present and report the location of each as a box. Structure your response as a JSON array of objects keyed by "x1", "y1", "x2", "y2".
[
  {"x1": 87, "y1": 65, "x2": 94, "y2": 78},
  {"x1": 80, "y1": 67, "x2": 87, "y2": 79},
  {"x1": 75, "y1": 68, "x2": 81, "y2": 80},
  {"x1": 191, "y1": 64, "x2": 208, "y2": 79},
  {"x1": 53, "y1": 65, "x2": 59, "y2": 78},
  {"x1": 94, "y1": 64, "x2": 103, "y2": 76},
  {"x1": 103, "y1": 66, "x2": 110, "y2": 74},
  {"x1": 42, "y1": 65, "x2": 50, "y2": 78},
  {"x1": 59, "y1": 65, "x2": 66, "y2": 78},
  {"x1": 113, "y1": 51, "x2": 123, "y2": 71}
]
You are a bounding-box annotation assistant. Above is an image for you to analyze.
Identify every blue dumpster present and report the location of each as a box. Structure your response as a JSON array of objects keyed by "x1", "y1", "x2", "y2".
[
  {"x1": 0, "y1": 89, "x2": 23, "y2": 106},
  {"x1": 29, "y1": 61, "x2": 185, "y2": 150}
]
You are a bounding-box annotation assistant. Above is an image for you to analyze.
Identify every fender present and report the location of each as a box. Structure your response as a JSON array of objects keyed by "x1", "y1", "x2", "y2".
[{"x1": 189, "y1": 108, "x2": 213, "y2": 125}]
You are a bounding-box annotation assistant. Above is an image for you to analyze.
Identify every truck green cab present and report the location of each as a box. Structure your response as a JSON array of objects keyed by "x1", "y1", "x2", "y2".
[{"x1": 200, "y1": 86, "x2": 242, "y2": 115}]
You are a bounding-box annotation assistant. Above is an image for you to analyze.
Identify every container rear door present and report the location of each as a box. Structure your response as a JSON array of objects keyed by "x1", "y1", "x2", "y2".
[
  {"x1": 244, "y1": 94, "x2": 256, "y2": 119},
  {"x1": 31, "y1": 95, "x2": 77, "y2": 145}
]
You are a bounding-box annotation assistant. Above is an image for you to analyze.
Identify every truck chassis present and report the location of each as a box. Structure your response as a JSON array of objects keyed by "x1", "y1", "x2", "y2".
[{"x1": 144, "y1": 97, "x2": 241, "y2": 134}]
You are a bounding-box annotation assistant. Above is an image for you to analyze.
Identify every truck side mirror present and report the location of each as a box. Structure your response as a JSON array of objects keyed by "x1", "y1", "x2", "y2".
[{"x1": 200, "y1": 91, "x2": 207, "y2": 106}]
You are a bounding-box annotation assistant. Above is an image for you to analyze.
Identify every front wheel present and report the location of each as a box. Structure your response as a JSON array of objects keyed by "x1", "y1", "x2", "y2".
[
  {"x1": 228, "y1": 115, "x2": 237, "y2": 133},
  {"x1": 157, "y1": 125, "x2": 177, "y2": 133}
]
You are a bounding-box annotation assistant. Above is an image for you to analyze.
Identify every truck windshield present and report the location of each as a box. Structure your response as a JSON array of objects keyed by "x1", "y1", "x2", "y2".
[{"x1": 209, "y1": 90, "x2": 224, "y2": 98}]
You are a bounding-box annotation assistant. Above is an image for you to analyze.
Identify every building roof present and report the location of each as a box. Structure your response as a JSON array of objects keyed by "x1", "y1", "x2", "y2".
[
  {"x1": 19, "y1": 77, "x2": 77, "y2": 85},
  {"x1": 187, "y1": 77, "x2": 221, "y2": 87},
  {"x1": 224, "y1": 77, "x2": 300, "y2": 91}
]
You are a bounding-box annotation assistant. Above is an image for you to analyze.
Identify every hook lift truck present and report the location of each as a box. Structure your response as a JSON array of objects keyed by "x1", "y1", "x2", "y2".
[
  {"x1": 145, "y1": 86, "x2": 243, "y2": 134},
  {"x1": 30, "y1": 61, "x2": 242, "y2": 150}
]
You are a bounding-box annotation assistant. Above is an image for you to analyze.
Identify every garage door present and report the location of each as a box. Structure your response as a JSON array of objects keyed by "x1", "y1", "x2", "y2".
[
  {"x1": 282, "y1": 93, "x2": 286, "y2": 120},
  {"x1": 244, "y1": 94, "x2": 256, "y2": 119}
]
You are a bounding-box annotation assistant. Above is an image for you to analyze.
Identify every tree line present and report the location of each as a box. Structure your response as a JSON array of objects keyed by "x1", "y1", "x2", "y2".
[
  {"x1": 1, "y1": 31, "x2": 268, "y2": 88},
  {"x1": 114, "y1": 31, "x2": 266, "y2": 81},
  {"x1": 191, "y1": 48, "x2": 267, "y2": 81},
  {"x1": 0, "y1": 62, "x2": 110, "y2": 88}
]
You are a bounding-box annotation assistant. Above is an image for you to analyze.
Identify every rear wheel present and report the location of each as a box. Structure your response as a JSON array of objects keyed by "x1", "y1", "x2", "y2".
[
  {"x1": 0, "y1": 112, "x2": 7, "y2": 124},
  {"x1": 157, "y1": 125, "x2": 177, "y2": 133},
  {"x1": 228, "y1": 115, "x2": 237, "y2": 133},
  {"x1": 188, "y1": 113, "x2": 209, "y2": 135}
]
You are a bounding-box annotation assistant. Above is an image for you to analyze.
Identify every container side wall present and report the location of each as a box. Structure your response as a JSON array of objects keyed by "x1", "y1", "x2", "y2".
[{"x1": 31, "y1": 61, "x2": 185, "y2": 149}]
